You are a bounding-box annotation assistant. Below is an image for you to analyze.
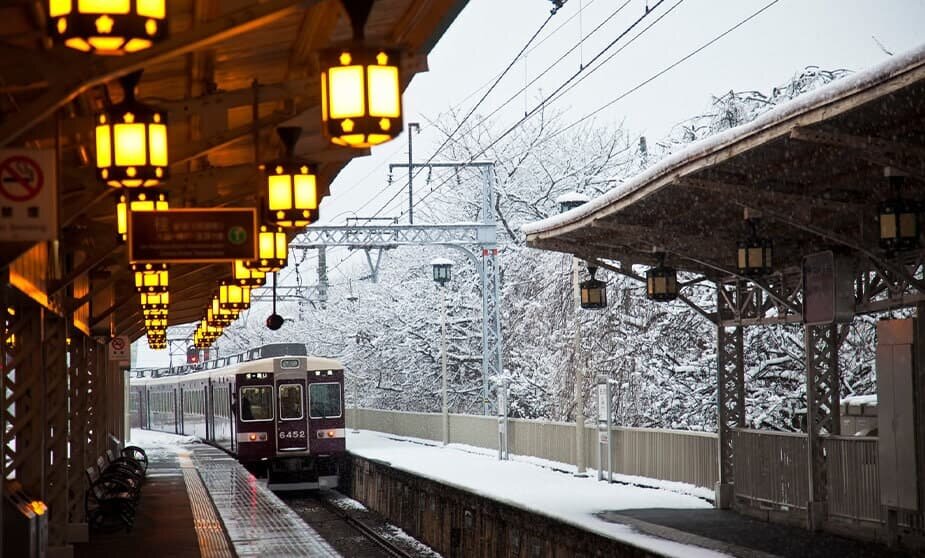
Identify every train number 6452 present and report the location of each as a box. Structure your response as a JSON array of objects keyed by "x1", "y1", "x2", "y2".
[{"x1": 279, "y1": 430, "x2": 306, "y2": 439}]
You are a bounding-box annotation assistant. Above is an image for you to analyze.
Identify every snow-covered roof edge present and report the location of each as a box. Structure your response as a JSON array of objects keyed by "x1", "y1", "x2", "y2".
[{"x1": 522, "y1": 42, "x2": 925, "y2": 238}]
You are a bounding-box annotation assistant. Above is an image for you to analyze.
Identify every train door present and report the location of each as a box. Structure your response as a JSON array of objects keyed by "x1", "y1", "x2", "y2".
[{"x1": 275, "y1": 377, "x2": 308, "y2": 452}]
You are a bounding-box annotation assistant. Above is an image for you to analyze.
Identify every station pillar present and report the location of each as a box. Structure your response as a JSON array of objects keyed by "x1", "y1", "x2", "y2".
[{"x1": 804, "y1": 323, "x2": 840, "y2": 531}]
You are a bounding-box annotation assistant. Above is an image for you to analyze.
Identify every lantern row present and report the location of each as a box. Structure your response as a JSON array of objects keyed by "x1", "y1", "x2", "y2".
[
  {"x1": 45, "y1": 0, "x2": 410, "y2": 350},
  {"x1": 574, "y1": 170, "x2": 921, "y2": 309}
]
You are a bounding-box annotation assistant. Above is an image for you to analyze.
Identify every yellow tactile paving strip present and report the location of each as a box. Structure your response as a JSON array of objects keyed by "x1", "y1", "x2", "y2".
[{"x1": 178, "y1": 449, "x2": 236, "y2": 558}]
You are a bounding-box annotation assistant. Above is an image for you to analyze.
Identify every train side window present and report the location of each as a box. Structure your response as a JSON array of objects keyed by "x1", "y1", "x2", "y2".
[
  {"x1": 240, "y1": 385, "x2": 273, "y2": 421},
  {"x1": 309, "y1": 383, "x2": 342, "y2": 419},
  {"x1": 279, "y1": 384, "x2": 303, "y2": 420}
]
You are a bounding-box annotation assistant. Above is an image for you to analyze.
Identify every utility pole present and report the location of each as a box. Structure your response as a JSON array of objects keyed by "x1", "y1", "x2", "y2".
[
  {"x1": 557, "y1": 191, "x2": 590, "y2": 476},
  {"x1": 407, "y1": 122, "x2": 419, "y2": 224},
  {"x1": 441, "y1": 285, "x2": 449, "y2": 445}
]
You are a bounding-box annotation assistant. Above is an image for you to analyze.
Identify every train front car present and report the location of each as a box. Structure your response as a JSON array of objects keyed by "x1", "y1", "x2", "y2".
[{"x1": 265, "y1": 356, "x2": 345, "y2": 491}]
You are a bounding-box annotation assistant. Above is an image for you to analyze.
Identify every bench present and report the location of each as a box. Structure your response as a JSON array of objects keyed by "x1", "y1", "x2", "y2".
[{"x1": 85, "y1": 446, "x2": 149, "y2": 533}]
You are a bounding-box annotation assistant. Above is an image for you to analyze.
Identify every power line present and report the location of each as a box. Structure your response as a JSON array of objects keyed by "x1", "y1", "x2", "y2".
[
  {"x1": 389, "y1": 0, "x2": 671, "y2": 218},
  {"x1": 543, "y1": 0, "x2": 783, "y2": 144},
  {"x1": 353, "y1": 8, "x2": 562, "y2": 219},
  {"x1": 398, "y1": 0, "x2": 781, "y2": 218}
]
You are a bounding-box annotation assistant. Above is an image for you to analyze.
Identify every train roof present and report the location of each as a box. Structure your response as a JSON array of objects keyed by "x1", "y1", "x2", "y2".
[{"x1": 131, "y1": 343, "x2": 343, "y2": 385}]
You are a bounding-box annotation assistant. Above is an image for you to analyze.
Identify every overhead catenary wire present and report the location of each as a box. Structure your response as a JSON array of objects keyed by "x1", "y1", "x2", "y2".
[
  {"x1": 364, "y1": 0, "x2": 645, "y2": 221},
  {"x1": 379, "y1": 0, "x2": 670, "y2": 219},
  {"x1": 393, "y1": 0, "x2": 781, "y2": 220}
]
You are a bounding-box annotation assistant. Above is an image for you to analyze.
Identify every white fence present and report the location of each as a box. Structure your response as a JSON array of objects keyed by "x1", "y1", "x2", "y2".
[{"x1": 347, "y1": 408, "x2": 719, "y2": 490}]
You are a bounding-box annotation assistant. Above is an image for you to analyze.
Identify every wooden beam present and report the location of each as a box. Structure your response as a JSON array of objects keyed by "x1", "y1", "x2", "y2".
[
  {"x1": 790, "y1": 127, "x2": 925, "y2": 180},
  {"x1": 679, "y1": 176, "x2": 863, "y2": 214},
  {"x1": 0, "y1": 0, "x2": 321, "y2": 147}
]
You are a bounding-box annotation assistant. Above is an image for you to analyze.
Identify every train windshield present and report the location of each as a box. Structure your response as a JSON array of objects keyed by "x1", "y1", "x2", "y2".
[
  {"x1": 309, "y1": 382, "x2": 341, "y2": 419},
  {"x1": 278, "y1": 384, "x2": 303, "y2": 420},
  {"x1": 240, "y1": 386, "x2": 273, "y2": 421}
]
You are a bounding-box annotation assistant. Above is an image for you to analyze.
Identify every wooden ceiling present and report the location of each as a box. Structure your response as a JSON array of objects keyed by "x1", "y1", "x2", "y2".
[
  {"x1": 526, "y1": 47, "x2": 925, "y2": 292},
  {"x1": 0, "y1": 0, "x2": 467, "y2": 341}
]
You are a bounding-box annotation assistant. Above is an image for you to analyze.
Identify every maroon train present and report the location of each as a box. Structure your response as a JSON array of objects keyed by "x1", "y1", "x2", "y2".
[{"x1": 130, "y1": 343, "x2": 346, "y2": 490}]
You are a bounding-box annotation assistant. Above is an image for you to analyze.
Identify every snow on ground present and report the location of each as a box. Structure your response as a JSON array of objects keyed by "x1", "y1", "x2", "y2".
[
  {"x1": 348, "y1": 430, "x2": 726, "y2": 558},
  {"x1": 437, "y1": 439, "x2": 714, "y2": 502},
  {"x1": 129, "y1": 428, "x2": 199, "y2": 458}
]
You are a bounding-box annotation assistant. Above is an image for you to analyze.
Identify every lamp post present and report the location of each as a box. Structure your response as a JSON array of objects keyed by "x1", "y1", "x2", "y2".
[
  {"x1": 557, "y1": 192, "x2": 590, "y2": 476},
  {"x1": 432, "y1": 257, "x2": 453, "y2": 446}
]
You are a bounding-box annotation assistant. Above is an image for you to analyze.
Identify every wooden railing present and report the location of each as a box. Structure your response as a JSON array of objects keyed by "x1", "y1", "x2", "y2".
[
  {"x1": 824, "y1": 435, "x2": 880, "y2": 522},
  {"x1": 733, "y1": 428, "x2": 809, "y2": 509}
]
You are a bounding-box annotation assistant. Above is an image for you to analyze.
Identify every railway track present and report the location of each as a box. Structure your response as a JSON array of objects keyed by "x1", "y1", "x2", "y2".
[{"x1": 284, "y1": 490, "x2": 422, "y2": 558}]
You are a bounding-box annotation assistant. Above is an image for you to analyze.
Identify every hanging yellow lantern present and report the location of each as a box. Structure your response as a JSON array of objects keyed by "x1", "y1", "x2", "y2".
[
  {"x1": 96, "y1": 71, "x2": 168, "y2": 188},
  {"x1": 47, "y1": 0, "x2": 167, "y2": 55},
  {"x1": 233, "y1": 259, "x2": 266, "y2": 287},
  {"x1": 319, "y1": 1, "x2": 401, "y2": 148},
  {"x1": 117, "y1": 189, "x2": 167, "y2": 242},
  {"x1": 132, "y1": 262, "x2": 168, "y2": 293},
  {"x1": 244, "y1": 225, "x2": 287, "y2": 273},
  {"x1": 219, "y1": 282, "x2": 251, "y2": 311},
  {"x1": 262, "y1": 127, "x2": 320, "y2": 228}
]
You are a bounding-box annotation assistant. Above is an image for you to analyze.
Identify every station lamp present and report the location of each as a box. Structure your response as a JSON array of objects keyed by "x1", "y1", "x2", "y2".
[
  {"x1": 431, "y1": 258, "x2": 453, "y2": 286},
  {"x1": 646, "y1": 253, "x2": 679, "y2": 302},
  {"x1": 736, "y1": 218, "x2": 773, "y2": 276},
  {"x1": 579, "y1": 265, "x2": 608, "y2": 310},
  {"x1": 148, "y1": 338, "x2": 166, "y2": 350},
  {"x1": 556, "y1": 191, "x2": 590, "y2": 214},
  {"x1": 233, "y1": 259, "x2": 266, "y2": 287},
  {"x1": 319, "y1": 0, "x2": 402, "y2": 148},
  {"x1": 132, "y1": 262, "x2": 168, "y2": 293},
  {"x1": 207, "y1": 299, "x2": 236, "y2": 327},
  {"x1": 244, "y1": 225, "x2": 288, "y2": 273},
  {"x1": 47, "y1": 0, "x2": 167, "y2": 55},
  {"x1": 263, "y1": 127, "x2": 320, "y2": 228},
  {"x1": 117, "y1": 189, "x2": 167, "y2": 242},
  {"x1": 219, "y1": 281, "x2": 251, "y2": 311},
  {"x1": 878, "y1": 171, "x2": 920, "y2": 253},
  {"x1": 96, "y1": 71, "x2": 168, "y2": 188}
]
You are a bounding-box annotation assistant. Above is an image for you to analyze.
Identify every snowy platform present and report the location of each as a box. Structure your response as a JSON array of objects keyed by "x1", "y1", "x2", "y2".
[
  {"x1": 348, "y1": 429, "x2": 722, "y2": 557},
  {"x1": 347, "y1": 430, "x2": 905, "y2": 558}
]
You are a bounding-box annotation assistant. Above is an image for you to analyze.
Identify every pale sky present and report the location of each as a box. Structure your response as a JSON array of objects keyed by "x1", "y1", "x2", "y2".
[{"x1": 134, "y1": 0, "x2": 925, "y2": 366}]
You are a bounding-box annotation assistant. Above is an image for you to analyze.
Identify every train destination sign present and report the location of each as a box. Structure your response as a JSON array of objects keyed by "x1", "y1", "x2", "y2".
[{"x1": 128, "y1": 208, "x2": 258, "y2": 263}]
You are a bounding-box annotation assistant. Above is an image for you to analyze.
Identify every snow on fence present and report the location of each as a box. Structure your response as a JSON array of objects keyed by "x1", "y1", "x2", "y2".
[{"x1": 348, "y1": 408, "x2": 719, "y2": 490}]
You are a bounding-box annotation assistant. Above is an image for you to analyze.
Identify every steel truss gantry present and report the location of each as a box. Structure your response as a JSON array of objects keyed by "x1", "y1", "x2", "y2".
[{"x1": 291, "y1": 162, "x2": 502, "y2": 414}]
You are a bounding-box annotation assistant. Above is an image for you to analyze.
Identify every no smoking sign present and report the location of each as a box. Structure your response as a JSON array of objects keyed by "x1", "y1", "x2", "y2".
[
  {"x1": 0, "y1": 149, "x2": 57, "y2": 242},
  {"x1": 109, "y1": 336, "x2": 130, "y2": 361}
]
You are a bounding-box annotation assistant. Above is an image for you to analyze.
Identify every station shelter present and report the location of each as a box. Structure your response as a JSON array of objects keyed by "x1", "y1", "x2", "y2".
[
  {"x1": 0, "y1": 1, "x2": 467, "y2": 556},
  {"x1": 524, "y1": 44, "x2": 925, "y2": 546}
]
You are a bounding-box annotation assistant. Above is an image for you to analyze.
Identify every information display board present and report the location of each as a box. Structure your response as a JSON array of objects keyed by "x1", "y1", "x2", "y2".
[{"x1": 128, "y1": 208, "x2": 257, "y2": 263}]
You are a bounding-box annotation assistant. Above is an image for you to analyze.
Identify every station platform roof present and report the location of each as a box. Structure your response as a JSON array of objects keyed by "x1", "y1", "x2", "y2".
[
  {"x1": 0, "y1": 0, "x2": 466, "y2": 340},
  {"x1": 524, "y1": 43, "x2": 925, "y2": 286}
]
